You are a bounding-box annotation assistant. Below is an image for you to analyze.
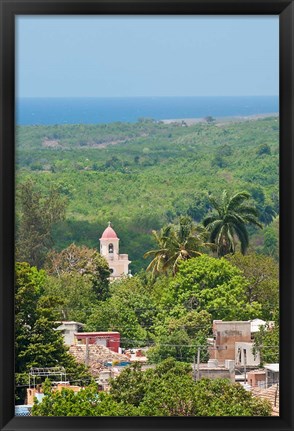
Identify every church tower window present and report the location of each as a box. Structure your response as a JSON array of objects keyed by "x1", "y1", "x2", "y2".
[{"x1": 109, "y1": 243, "x2": 114, "y2": 254}]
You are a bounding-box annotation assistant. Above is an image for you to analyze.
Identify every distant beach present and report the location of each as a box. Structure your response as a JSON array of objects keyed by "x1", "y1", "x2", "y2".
[{"x1": 161, "y1": 112, "x2": 279, "y2": 126}]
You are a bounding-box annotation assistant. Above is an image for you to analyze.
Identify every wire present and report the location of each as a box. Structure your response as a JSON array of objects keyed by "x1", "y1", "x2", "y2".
[{"x1": 75, "y1": 336, "x2": 279, "y2": 349}]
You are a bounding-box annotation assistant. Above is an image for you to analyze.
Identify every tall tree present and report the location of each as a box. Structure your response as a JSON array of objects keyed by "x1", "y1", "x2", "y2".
[
  {"x1": 143, "y1": 225, "x2": 172, "y2": 277},
  {"x1": 15, "y1": 262, "x2": 90, "y2": 403},
  {"x1": 144, "y1": 216, "x2": 212, "y2": 276},
  {"x1": 226, "y1": 253, "x2": 279, "y2": 320},
  {"x1": 44, "y1": 273, "x2": 97, "y2": 322},
  {"x1": 203, "y1": 190, "x2": 262, "y2": 257},
  {"x1": 147, "y1": 310, "x2": 212, "y2": 364},
  {"x1": 15, "y1": 180, "x2": 67, "y2": 268},
  {"x1": 253, "y1": 311, "x2": 279, "y2": 365},
  {"x1": 45, "y1": 243, "x2": 110, "y2": 300},
  {"x1": 160, "y1": 255, "x2": 262, "y2": 321},
  {"x1": 32, "y1": 381, "x2": 138, "y2": 416}
]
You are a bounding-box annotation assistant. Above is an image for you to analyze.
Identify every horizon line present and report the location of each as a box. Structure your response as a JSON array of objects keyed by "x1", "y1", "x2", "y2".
[{"x1": 17, "y1": 94, "x2": 279, "y2": 99}]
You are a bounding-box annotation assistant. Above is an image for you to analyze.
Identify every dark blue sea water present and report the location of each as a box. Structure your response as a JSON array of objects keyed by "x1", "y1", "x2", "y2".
[{"x1": 16, "y1": 96, "x2": 278, "y2": 126}]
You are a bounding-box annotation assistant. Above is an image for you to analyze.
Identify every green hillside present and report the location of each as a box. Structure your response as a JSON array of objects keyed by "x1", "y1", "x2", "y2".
[{"x1": 16, "y1": 116, "x2": 279, "y2": 272}]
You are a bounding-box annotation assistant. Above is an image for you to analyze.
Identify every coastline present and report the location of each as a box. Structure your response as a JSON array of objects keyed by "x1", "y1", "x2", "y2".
[{"x1": 160, "y1": 112, "x2": 279, "y2": 126}]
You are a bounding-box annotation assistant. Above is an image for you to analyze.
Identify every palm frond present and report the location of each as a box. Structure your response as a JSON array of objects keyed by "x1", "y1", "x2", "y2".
[
  {"x1": 203, "y1": 215, "x2": 220, "y2": 228},
  {"x1": 143, "y1": 248, "x2": 168, "y2": 259},
  {"x1": 226, "y1": 225, "x2": 236, "y2": 253},
  {"x1": 242, "y1": 214, "x2": 263, "y2": 228},
  {"x1": 238, "y1": 205, "x2": 260, "y2": 218},
  {"x1": 227, "y1": 191, "x2": 250, "y2": 211},
  {"x1": 233, "y1": 223, "x2": 249, "y2": 254},
  {"x1": 224, "y1": 213, "x2": 246, "y2": 226},
  {"x1": 208, "y1": 196, "x2": 222, "y2": 215},
  {"x1": 209, "y1": 220, "x2": 223, "y2": 244}
]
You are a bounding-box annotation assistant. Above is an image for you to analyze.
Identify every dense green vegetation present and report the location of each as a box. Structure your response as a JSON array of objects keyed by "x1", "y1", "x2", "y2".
[
  {"x1": 15, "y1": 262, "x2": 91, "y2": 402},
  {"x1": 32, "y1": 359, "x2": 272, "y2": 416},
  {"x1": 37, "y1": 251, "x2": 279, "y2": 357},
  {"x1": 16, "y1": 117, "x2": 279, "y2": 272},
  {"x1": 15, "y1": 117, "x2": 279, "y2": 415}
]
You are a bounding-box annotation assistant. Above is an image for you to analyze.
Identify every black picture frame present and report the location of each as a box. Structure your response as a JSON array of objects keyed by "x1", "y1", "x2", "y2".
[{"x1": 0, "y1": 1, "x2": 293, "y2": 430}]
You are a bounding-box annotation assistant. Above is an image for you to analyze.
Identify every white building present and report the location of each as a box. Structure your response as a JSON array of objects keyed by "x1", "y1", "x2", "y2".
[
  {"x1": 250, "y1": 318, "x2": 274, "y2": 335},
  {"x1": 235, "y1": 342, "x2": 260, "y2": 367},
  {"x1": 100, "y1": 222, "x2": 131, "y2": 280},
  {"x1": 56, "y1": 321, "x2": 84, "y2": 346}
]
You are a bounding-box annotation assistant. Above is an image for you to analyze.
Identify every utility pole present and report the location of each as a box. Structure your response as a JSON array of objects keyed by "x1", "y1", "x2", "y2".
[
  {"x1": 193, "y1": 346, "x2": 201, "y2": 381},
  {"x1": 274, "y1": 382, "x2": 279, "y2": 407},
  {"x1": 85, "y1": 337, "x2": 90, "y2": 366},
  {"x1": 243, "y1": 348, "x2": 247, "y2": 384},
  {"x1": 196, "y1": 347, "x2": 201, "y2": 381}
]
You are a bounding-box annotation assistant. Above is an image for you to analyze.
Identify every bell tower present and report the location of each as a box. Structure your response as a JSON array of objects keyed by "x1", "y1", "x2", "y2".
[
  {"x1": 99, "y1": 222, "x2": 131, "y2": 279},
  {"x1": 99, "y1": 221, "x2": 119, "y2": 259}
]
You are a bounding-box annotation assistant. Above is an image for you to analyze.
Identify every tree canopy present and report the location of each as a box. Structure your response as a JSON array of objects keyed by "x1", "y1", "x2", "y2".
[
  {"x1": 159, "y1": 255, "x2": 262, "y2": 321},
  {"x1": 15, "y1": 262, "x2": 90, "y2": 403},
  {"x1": 226, "y1": 253, "x2": 278, "y2": 320},
  {"x1": 16, "y1": 180, "x2": 67, "y2": 268},
  {"x1": 45, "y1": 243, "x2": 110, "y2": 300}
]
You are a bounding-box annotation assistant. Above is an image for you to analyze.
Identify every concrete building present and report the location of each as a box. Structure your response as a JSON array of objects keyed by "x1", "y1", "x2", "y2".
[
  {"x1": 99, "y1": 222, "x2": 131, "y2": 280},
  {"x1": 96, "y1": 369, "x2": 113, "y2": 391},
  {"x1": 26, "y1": 383, "x2": 81, "y2": 405},
  {"x1": 195, "y1": 359, "x2": 235, "y2": 382},
  {"x1": 248, "y1": 366, "x2": 280, "y2": 416},
  {"x1": 235, "y1": 341, "x2": 260, "y2": 367},
  {"x1": 74, "y1": 331, "x2": 120, "y2": 353},
  {"x1": 247, "y1": 369, "x2": 266, "y2": 389},
  {"x1": 209, "y1": 320, "x2": 251, "y2": 363},
  {"x1": 264, "y1": 364, "x2": 279, "y2": 388},
  {"x1": 56, "y1": 321, "x2": 84, "y2": 346},
  {"x1": 26, "y1": 387, "x2": 45, "y2": 405},
  {"x1": 209, "y1": 320, "x2": 275, "y2": 367}
]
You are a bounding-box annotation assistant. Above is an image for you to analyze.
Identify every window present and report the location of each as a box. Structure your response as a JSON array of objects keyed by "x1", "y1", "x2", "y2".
[{"x1": 109, "y1": 243, "x2": 113, "y2": 253}]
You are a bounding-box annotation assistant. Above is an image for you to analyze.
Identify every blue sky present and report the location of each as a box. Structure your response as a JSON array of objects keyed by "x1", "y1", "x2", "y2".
[{"x1": 16, "y1": 16, "x2": 279, "y2": 98}]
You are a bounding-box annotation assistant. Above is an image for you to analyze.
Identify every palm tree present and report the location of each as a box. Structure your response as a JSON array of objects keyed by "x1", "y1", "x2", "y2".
[
  {"x1": 203, "y1": 190, "x2": 262, "y2": 257},
  {"x1": 144, "y1": 216, "x2": 212, "y2": 276},
  {"x1": 143, "y1": 225, "x2": 172, "y2": 277}
]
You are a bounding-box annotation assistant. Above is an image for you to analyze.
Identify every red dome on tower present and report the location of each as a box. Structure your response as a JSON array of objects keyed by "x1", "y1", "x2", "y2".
[{"x1": 100, "y1": 222, "x2": 118, "y2": 240}]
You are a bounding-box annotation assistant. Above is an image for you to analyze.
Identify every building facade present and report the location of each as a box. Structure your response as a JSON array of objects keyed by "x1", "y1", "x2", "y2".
[
  {"x1": 99, "y1": 222, "x2": 131, "y2": 280},
  {"x1": 209, "y1": 320, "x2": 252, "y2": 363},
  {"x1": 74, "y1": 331, "x2": 120, "y2": 353},
  {"x1": 235, "y1": 341, "x2": 261, "y2": 367}
]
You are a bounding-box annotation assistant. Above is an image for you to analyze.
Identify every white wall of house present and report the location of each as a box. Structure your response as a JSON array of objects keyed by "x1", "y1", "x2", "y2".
[
  {"x1": 56, "y1": 322, "x2": 84, "y2": 346},
  {"x1": 235, "y1": 342, "x2": 260, "y2": 367}
]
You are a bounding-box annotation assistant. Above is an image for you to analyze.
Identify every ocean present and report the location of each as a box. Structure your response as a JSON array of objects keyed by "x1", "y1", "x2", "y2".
[{"x1": 16, "y1": 96, "x2": 279, "y2": 126}]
